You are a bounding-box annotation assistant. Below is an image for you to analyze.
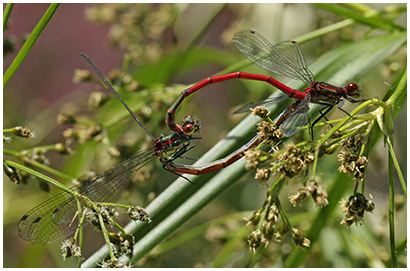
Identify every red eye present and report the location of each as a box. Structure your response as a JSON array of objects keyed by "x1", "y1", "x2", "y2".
[
  {"x1": 183, "y1": 124, "x2": 193, "y2": 133},
  {"x1": 346, "y1": 83, "x2": 359, "y2": 95}
]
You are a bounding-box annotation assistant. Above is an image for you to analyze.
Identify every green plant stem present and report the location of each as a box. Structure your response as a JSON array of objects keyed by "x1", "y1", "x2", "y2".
[
  {"x1": 3, "y1": 148, "x2": 74, "y2": 181},
  {"x1": 3, "y1": 3, "x2": 60, "y2": 86},
  {"x1": 128, "y1": 159, "x2": 249, "y2": 265},
  {"x1": 211, "y1": 225, "x2": 250, "y2": 267},
  {"x1": 112, "y1": 220, "x2": 127, "y2": 237},
  {"x1": 98, "y1": 202, "x2": 134, "y2": 209},
  {"x1": 386, "y1": 137, "x2": 406, "y2": 197},
  {"x1": 82, "y1": 32, "x2": 406, "y2": 268},
  {"x1": 387, "y1": 138, "x2": 397, "y2": 267},
  {"x1": 311, "y1": 98, "x2": 378, "y2": 178},
  {"x1": 4, "y1": 160, "x2": 77, "y2": 197},
  {"x1": 77, "y1": 211, "x2": 85, "y2": 268},
  {"x1": 98, "y1": 213, "x2": 116, "y2": 261},
  {"x1": 152, "y1": 212, "x2": 249, "y2": 256},
  {"x1": 385, "y1": 68, "x2": 407, "y2": 107},
  {"x1": 219, "y1": 4, "x2": 404, "y2": 75},
  {"x1": 313, "y1": 3, "x2": 404, "y2": 31},
  {"x1": 284, "y1": 172, "x2": 351, "y2": 267},
  {"x1": 3, "y1": 3, "x2": 13, "y2": 31},
  {"x1": 183, "y1": 4, "x2": 226, "y2": 52}
]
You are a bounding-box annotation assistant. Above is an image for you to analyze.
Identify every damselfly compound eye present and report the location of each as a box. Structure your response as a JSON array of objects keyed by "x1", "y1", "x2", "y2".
[
  {"x1": 346, "y1": 83, "x2": 359, "y2": 96},
  {"x1": 181, "y1": 115, "x2": 200, "y2": 134},
  {"x1": 183, "y1": 123, "x2": 194, "y2": 133}
]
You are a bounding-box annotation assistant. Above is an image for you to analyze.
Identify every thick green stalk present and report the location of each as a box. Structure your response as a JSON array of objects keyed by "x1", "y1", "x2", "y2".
[
  {"x1": 4, "y1": 160, "x2": 76, "y2": 196},
  {"x1": 3, "y1": 3, "x2": 14, "y2": 30},
  {"x1": 387, "y1": 137, "x2": 397, "y2": 267},
  {"x1": 4, "y1": 3, "x2": 60, "y2": 86}
]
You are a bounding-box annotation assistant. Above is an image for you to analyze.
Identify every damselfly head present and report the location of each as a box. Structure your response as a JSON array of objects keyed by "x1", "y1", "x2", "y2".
[
  {"x1": 181, "y1": 115, "x2": 201, "y2": 135},
  {"x1": 345, "y1": 83, "x2": 360, "y2": 97}
]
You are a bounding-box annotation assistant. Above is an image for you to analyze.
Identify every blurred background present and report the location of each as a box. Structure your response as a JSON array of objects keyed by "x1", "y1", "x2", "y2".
[{"x1": 3, "y1": 3, "x2": 406, "y2": 267}]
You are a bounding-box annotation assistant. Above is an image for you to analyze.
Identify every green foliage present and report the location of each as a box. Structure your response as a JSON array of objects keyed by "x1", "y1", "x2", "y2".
[{"x1": 3, "y1": 3, "x2": 406, "y2": 268}]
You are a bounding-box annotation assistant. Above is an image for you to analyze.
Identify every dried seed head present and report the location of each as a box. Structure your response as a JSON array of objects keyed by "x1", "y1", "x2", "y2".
[
  {"x1": 99, "y1": 258, "x2": 129, "y2": 268},
  {"x1": 244, "y1": 149, "x2": 263, "y2": 169},
  {"x1": 63, "y1": 128, "x2": 79, "y2": 140},
  {"x1": 289, "y1": 189, "x2": 310, "y2": 207},
  {"x1": 340, "y1": 193, "x2": 375, "y2": 227},
  {"x1": 261, "y1": 222, "x2": 275, "y2": 247},
  {"x1": 60, "y1": 238, "x2": 81, "y2": 261},
  {"x1": 76, "y1": 125, "x2": 103, "y2": 143},
  {"x1": 306, "y1": 181, "x2": 329, "y2": 207},
  {"x1": 256, "y1": 120, "x2": 280, "y2": 140},
  {"x1": 55, "y1": 142, "x2": 73, "y2": 155},
  {"x1": 255, "y1": 168, "x2": 271, "y2": 183},
  {"x1": 128, "y1": 206, "x2": 151, "y2": 223},
  {"x1": 252, "y1": 106, "x2": 269, "y2": 118},
  {"x1": 266, "y1": 203, "x2": 279, "y2": 224},
  {"x1": 88, "y1": 91, "x2": 108, "y2": 109},
  {"x1": 289, "y1": 181, "x2": 328, "y2": 207},
  {"x1": 31, "y1": 149, "x2": 50, "y2": 165},
  {"x1": 73, "y1": 69, "x2": 92, "y2": 83},
  {"x1": 3, "y1": 164, "x2": 22, "y2": 184},
  {"x1": 246, "y1": 210, "x2": 261, "y2": 227},
  {"x1": 292, "y1": 228, "x2": 311, "y2": 248},
  {"x1": 275, "y1": 144, "x2": 311, "y2": 178},
  {"x1": 109, "y1": 233, "x2": 135, "y2": 259},
  {"x1": 85, "y1": 206, "x2": 118, "y2": 230},
  {"x1": 57, "y1": 112, "x2": 77, "y2": 124},
  {"x1": 3, "y1": 135, "x2": 12, "y2": 144},
  {"x1": 248, "y1": 229, "x2": 262, "y2": 253},
  {"x1": 126, "y1": 80, "x2": 139, "y2": 92},
  {"x1": 340, "y1": 133, "x2": 365, "y2": 153},
  {"x1": 10, "y1": 126, "x2": 36, "y2": 138},
  {"x1": 338, "y1": 152, "x2": 368, "y2": 180}
]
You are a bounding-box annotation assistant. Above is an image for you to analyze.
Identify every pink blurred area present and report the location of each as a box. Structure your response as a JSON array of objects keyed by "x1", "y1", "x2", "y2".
[{"x1": 4, "y1": 3, "x2": 122, "y2": 105}]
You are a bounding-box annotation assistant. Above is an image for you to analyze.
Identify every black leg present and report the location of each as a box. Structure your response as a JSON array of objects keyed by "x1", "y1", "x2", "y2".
[
  {"x1": 336, "y1": 100, "x2": 354, "y2": 118},
  {"x1": 162, "y1": 163, "x2": 195, "y2": 184},
  {"x1": 161, "y1": 142, "x2": 197, "y2": 184},
  {"x1": 310, "y1": 105, "x2": 333, "y2": 140}
]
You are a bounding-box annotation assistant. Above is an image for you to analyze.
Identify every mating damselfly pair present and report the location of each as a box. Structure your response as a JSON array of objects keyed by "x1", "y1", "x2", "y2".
[{"x1": 16, "y1": 30, "x2": 365, "y2": 250}]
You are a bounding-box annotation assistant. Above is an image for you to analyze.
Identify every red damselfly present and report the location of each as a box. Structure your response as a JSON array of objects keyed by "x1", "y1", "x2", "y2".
[
  {"x1": 166, "y1": 30, "x2": 365, "y2": 138},
  {"x1": 17, "y1": 52, "x2": 264, "y2": 245}
]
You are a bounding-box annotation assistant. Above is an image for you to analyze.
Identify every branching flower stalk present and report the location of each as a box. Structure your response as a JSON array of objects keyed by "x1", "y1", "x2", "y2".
[{"x1": 242, "y1": 95, "x2": 393, "y2": 253}]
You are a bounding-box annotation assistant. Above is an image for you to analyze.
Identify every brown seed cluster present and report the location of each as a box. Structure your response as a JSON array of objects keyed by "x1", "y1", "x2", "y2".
[
  {"x1": 247, "y1": 194, "x2": 281, "y2": 252},
  {"x1": 60, "y1": 238, "x2": 81, "y2": 261},
  {"x1": 84, "y1": 206, "x2": 118, "y2": 231},
  {"x1": 128, "y1": 206, "x2": 152, "y2": 223},
  {"x1": 10, "y1": 126, "x2": 36, "y2": 138},
  {"x1": 244, "y1": 149, "x2": 265, "y2": 169},
  {"x1": 340, "y1": 193, "x2": 375, "y2": 227},
  {"x1": 338, "y1": 134, "x2": 368, "y2": 180},
  {"x1": 257, "y1": 120, "x2": 283, "y2": 142},
  {"x1": 251, "y1": 106, "x2": 269, "y2": 118},
  {"x1": 275, "y1": 144, "x2": 314, "y2": 178},
  {"x1": 291, "y1": 228, "x2": 311, "y2": 248},
  {"x1": 109, "y1": 232, "x2": 136, "y2": 259},
  {"x1": 255, "y1": 168, "x2": 271, "y2": 185},
  {"x1": 85, "y1": 4, "x2": 178, "y2": 65},
  {"x1": 338, "y1": 151, "x2": 368, "y2": 180},
  {"x1": 289, "y1": 181, "x2": 329, "y2": 208}
]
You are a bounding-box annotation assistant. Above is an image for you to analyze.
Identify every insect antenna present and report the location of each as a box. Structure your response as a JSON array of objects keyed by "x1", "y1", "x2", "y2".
[{"x1": 78, "y1": 51, "x2": 155, "y2": 141}]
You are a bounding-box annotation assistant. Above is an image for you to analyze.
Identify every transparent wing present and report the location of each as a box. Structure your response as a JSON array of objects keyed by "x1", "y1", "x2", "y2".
[
  {"x1": 278, "y1": 95, "x2": 311, "y2": 137},
  {"x1": 233, "y1": 30, "x2": 315, "y2": 86},
  {"x1": 18, "y1": 148, "x2": 154, "y2": 245}
]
